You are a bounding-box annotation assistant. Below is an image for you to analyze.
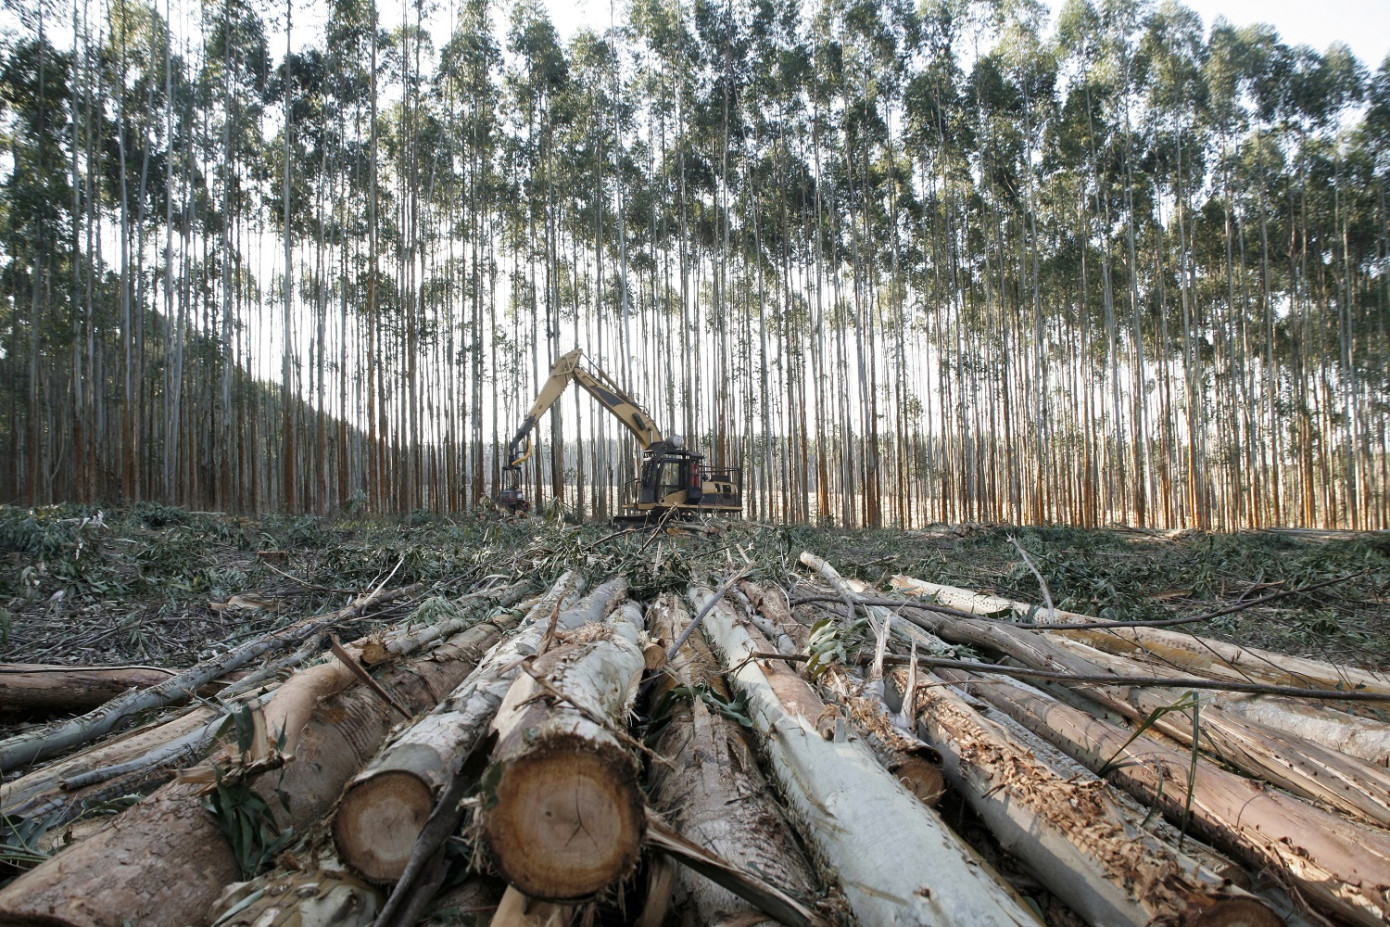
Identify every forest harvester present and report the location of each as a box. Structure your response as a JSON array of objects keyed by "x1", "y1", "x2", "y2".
[{"x1": 497, "y1": 349, "x2": 742, "y2": 520}]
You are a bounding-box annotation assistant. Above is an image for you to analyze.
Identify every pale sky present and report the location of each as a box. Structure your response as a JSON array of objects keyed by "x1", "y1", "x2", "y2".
[{"x1": 544, "y1": 0, "x2": 1390, "y2": 73}]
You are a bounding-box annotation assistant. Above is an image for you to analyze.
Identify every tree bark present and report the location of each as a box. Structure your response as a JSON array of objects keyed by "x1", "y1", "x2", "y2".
[
  {"x1": 333, "y1": 572, "x2": 600, "y2": 883},
  {"x1": 878, "y1": 575, "x2": 1390, "y2": 824},
  {"x1": 888, "y1": 575, "x2": 1390, "y2": 695},
  {"x1": 948, "y1": 670, "x2": 1390, "y2": 927},
  {"x1": 646, "y1": 595, "x2": 816, "y2": 926},
  {"x1": 478, "y1": 598, "x2": 649, "y2": 902},
  {"x1": 0, "y1": 616, "x2": 508, "y2": 927},
  {"x1": 693, "y1": 583, "x2": 1038, "y2": 926},
  {"x1": 910, "y1": 668, "x2": 1281, "y2": 927},
  {"x1": 0, "y1": 664, "x2": 180, "y2": 714}
]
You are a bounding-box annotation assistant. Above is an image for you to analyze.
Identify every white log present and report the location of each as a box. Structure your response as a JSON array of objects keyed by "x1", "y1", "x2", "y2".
[
  {"x1": 889, "y1": 575, "x2": 1390, "y2": 695},
  {"x1": 692, "y1": 583, "x2": 1039, "y2": 926}
]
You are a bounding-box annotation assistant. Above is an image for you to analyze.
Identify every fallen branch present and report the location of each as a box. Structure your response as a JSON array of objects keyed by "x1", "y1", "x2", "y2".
[
  {"x1": 741, "y1": 651, "x2": 1390, "y2": 702},
  {"x1": 0, "y1": 583, "x2": 422, "y2": 770}
]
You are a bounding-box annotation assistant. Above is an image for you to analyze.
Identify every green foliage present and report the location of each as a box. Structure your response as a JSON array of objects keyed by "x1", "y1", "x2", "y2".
[
  {"x1": 804, "y1": 613, "x2": 870, "y2": 678},
  {"x1": 201, "y1": 708, "x2": 295, "y2": 879},
  {"x1": 646, "y1": 683, "x2": 753, "y2": 742}
]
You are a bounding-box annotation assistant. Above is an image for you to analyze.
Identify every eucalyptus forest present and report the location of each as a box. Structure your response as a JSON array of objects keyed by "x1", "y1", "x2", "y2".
[{"x1": 1, "y1": 0, "x2": 1387, "y2": 530}]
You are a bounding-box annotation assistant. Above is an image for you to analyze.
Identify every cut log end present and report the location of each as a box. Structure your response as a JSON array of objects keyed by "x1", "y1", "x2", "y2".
[
  {"x1": 334, "y1": 769, "x2": 435, "y2": 883},
  {"x1": 483, "y1": 738, "x2": 644, "y2": 902},
  {"x1": 889, "y1": 754, "x2": 947, "y2": 807}
]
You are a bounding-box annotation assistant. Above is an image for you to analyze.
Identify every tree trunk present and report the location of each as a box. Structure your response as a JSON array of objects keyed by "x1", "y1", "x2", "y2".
[
  {"x1": 879, "y1": 575, "x2": 1390, "y2": 825},
  {"x1": 333, "y1": 572, "x2": 600, "y2": 883},
  {"x1": 948, "y1": 669, "x2": 1390, "y2": 927},
  {"x1": 888, "y1": 575, "x2": 1390, "y2": 695},
  {"x1": 646, "y1": 595, "x2": 817, "y2": 926},
  {"x1": 478, "y1": 598, "x2": 650, "y2": 902},
  {"x1": 0, "y1": 617, "x2": 510, "y2": 927},
  {"x1": 910, "y1": 667, "x2": 1280, "y2": 927},
  {"x1": 1046, "y1": 633, "x2": 1390, "y2": 767},
  {"x1": 0, "y1": 664, "x2": 181, "y2": 714},
  {"x1": 693, "y1": 584, "x2": 1038, "y2": 926}
]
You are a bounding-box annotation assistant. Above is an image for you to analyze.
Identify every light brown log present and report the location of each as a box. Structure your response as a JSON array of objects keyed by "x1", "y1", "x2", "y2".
[
  {"x1": 332, "y1": 572, "x2": 597, "y2": 884},
  {"x1": 646, "y1": 595, "x2": 817, "y2": 926},
  {"x1": 694, "y1": 582, "x2": 1039, "y2": 926},
  {"x1": 0, "y1": 664, "x2": 179, "y2": 713},
  {"x1": 910, "y1": 668, "x2": 1281, "y2": 927},
  {"x1": 0, "y1": 615, "x2": 514, "y2": 927},
  {"x1": 949, "y1": 670, "x2": 1390, "y2": 927},
  {"x1": 479, "y1": 600, "x2": 649, "y2": 902},
  {"x1": 487, "y1": 887, "x2": 573, "y2": 927}
]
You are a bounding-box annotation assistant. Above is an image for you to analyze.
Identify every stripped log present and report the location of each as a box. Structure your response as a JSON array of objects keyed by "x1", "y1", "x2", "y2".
[
  {"x1": 1045, "y1": 632, "x2": 1390, "y2": 768},
  {"x1": 910, "y1": 668, "x2": 1281, "y2": 927},
  {"x1": 478, "y1": 598, "x2": 650, "y2": 902},
  {"x1": 946, "y1": 669, "x2": 1390, "y2": 927},
  {"x1": 0, "y1": 611, "x2": 517, "y2": 927},
  {"x1": 332, "y1": 572, "x2": 597, "y2": 883},
  {"x1": 889, "y1": 575, "x2": 1390, "y2": 695},
  {"x1": 860, "y1": 573, "x2": 1390, "y2": 826},
  {"x1": 646, "y1": 594, "x2": 817, "y2": 926},
  {"x1": 693, "y1": 582, "x2": 1039, "y2": 926},
  {"x1": 0, "y1": 583, "x2": 422, "y2": 770},
  {"x1": 0, "y1": 664, "x2": 180, "y2": 714}
]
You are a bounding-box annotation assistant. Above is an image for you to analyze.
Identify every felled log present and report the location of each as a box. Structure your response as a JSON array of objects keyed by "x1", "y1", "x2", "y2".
[
  {"x1": 693, "y1": 583, "x2": 1038, "y2": 926},
  {"x1": 786, "y1": 596, "x2": 945, "y2": 806},
  {"x1": 332, "y1": 572, "x2": 596, "y2": 883},
  {"x1": 946, "y1": 669, "x2": 1390, "y2": 927},
  {"x1": 0, "y1": 663, "x2": 182, "y2": 714},
  {"x1": 1, "y1": 705, "x2": 218, "y2": 816},
  {"x1": 1046, "y1": 631, "x2": 1390, "y2": 767},
  {"x1": 889, "y1": 575, "x2": 1390, "y2": 695},
  {"x1": 646, "y1": 594, "x2": 817, "y2": 926},
  {"x1": 0, "y1": 611, "x2": 517, "y2": 927},
  {"x1": 910, "y1": 667, "x2": 1281, "y2": 927},
  {"x1": 0, "y1": 582, "x2": 421, "y2": 770},
  {"x1": 865, "y1": 574, "x2": 1390, "y2": 826},
  {"x1": 478, "y1": 598, "x2": 651, "y2": 902}
]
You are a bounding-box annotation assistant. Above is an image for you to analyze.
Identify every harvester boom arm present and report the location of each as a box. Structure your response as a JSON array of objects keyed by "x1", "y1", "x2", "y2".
[{"x1": 505, "y1": 349, "x2": 664, "y2": 471}]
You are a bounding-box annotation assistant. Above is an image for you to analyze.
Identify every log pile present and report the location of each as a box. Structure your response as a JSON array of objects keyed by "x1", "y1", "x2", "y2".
[{"x1": 1, "y1": 539, "x2": 1387, "y2": 927}]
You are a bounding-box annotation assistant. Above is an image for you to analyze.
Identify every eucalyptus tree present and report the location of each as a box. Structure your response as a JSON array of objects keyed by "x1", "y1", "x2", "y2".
[
  {"x1": 201, "y1": 0, "x2": 269, "y2": 510},
  {"x1": 435, "y1": 0, "x2": 501, "y2": 508},
  {"x1": 0, "y1": 25, "x2": 73, "y2": 504},
  {"x1": 505, "y1": 0, "x2": 571, "y2": 507}
]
